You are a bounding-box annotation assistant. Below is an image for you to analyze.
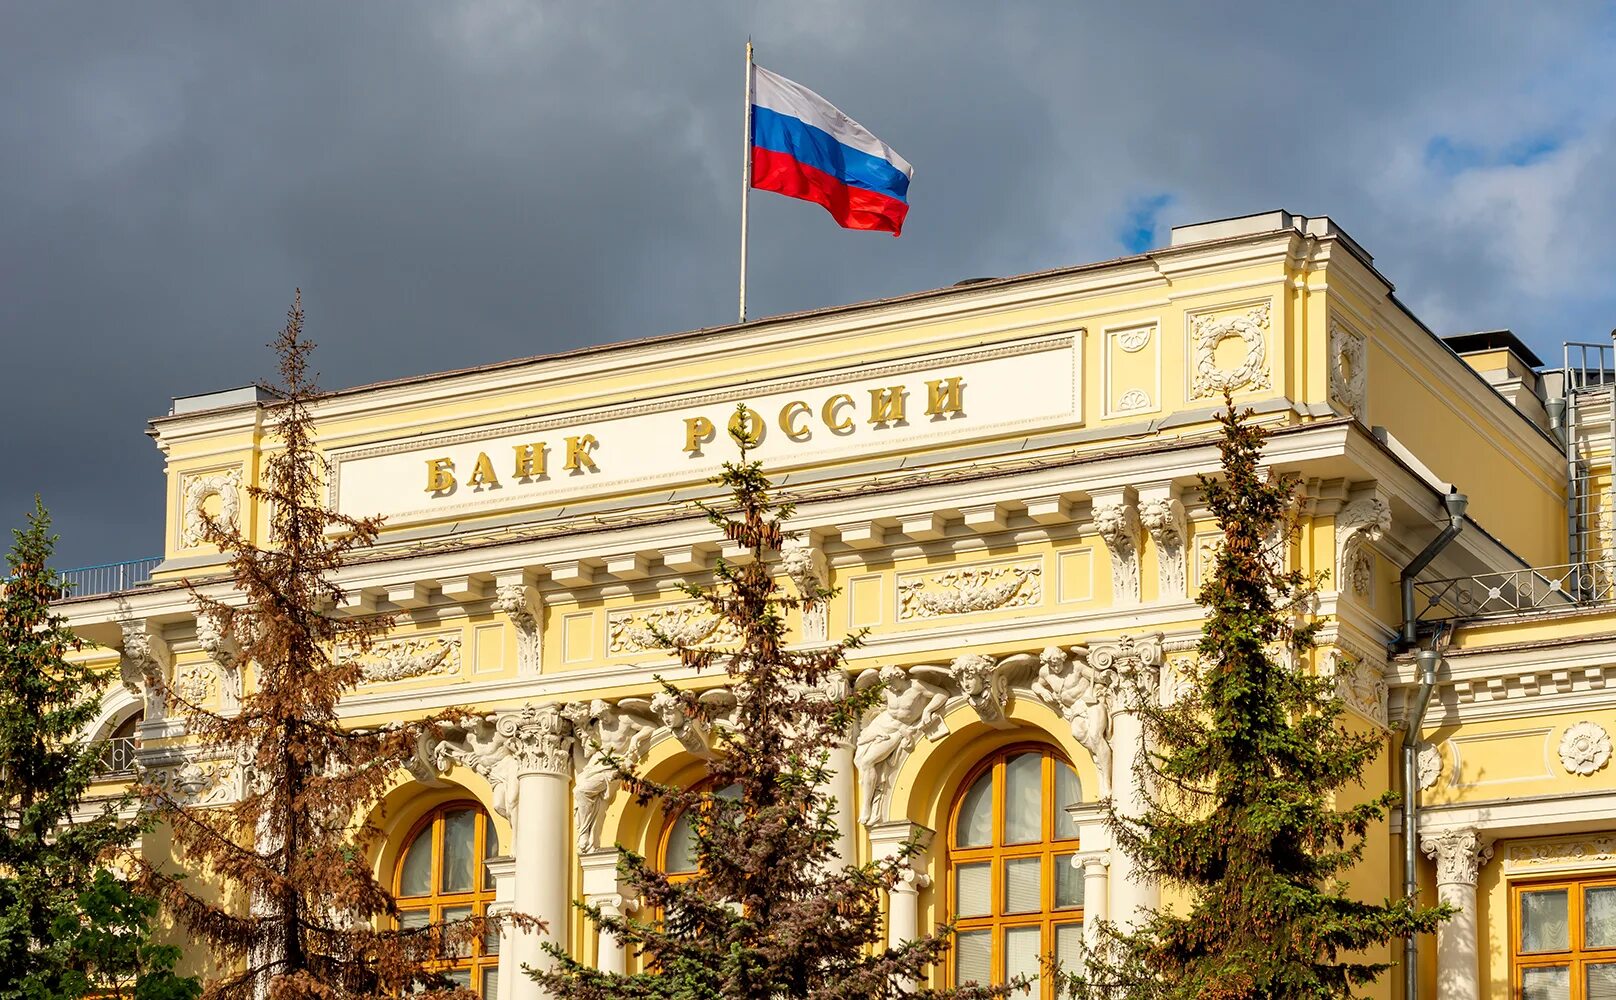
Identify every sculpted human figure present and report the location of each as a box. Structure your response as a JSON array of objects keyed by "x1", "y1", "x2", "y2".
[
  {"x1": 854, "y1": 665, "x2": 950, "y2": 823},
  {"x1": 431, "y1": 716, "x2": 520, "y2": 817},
  {"x1": 1032, "y1": 645, "x2": 1112, "y2": 796},
  {"x1": 568, "y1": 699, "x2": 657, "y2": 854}
]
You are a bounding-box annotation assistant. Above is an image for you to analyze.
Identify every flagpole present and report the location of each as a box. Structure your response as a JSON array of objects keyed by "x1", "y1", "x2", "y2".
[{"x1": 739, "y1": 38, "x2": 753, "y2": 324}]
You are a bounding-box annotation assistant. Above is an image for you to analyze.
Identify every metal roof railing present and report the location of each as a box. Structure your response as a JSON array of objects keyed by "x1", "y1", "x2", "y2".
[
  {"x1": 1412, "y1": 560, "x2": 1614, "y2": 624},
  {"x1": 59, "y1": 557, "x2": 161, "y2": 598}
]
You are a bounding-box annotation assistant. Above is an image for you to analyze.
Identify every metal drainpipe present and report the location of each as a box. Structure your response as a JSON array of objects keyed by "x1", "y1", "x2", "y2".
[
  {"x1": 1402, "y1": 647, "x2": 1441, "y2": 1000},
  {"x1": 1397, "y1": 490, "x2": 1467, "y2": 999},
  {"x1": 1400, "y1": 491, "x2": 1470, "y2": 648}
]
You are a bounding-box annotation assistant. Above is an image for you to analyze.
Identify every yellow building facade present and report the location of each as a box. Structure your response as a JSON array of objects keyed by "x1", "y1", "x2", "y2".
[{"x1": 56, "y1": 210, "x2": 1616, "y2": 999}]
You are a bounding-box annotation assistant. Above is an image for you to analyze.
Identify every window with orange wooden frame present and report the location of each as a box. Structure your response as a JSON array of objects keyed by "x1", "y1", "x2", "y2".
[
  {"x1": 1513, "y1": 875, "x2": 1616, "y2": 999},
  {"x1": 394, "y1": 802, "x2": 500, "y2": 997},
  {"x1": 946, "y1": 744, "x2": 1084, "y2": 998}
]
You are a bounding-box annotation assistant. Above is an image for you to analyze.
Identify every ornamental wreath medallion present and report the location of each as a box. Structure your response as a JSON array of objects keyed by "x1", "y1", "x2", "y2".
[
  {"x1": 1190, "y1": 304, "x2": 1271, "y2": 398},
  {"x1": 1559, "y1": 721, "x2": 1612, "y2": 776}
]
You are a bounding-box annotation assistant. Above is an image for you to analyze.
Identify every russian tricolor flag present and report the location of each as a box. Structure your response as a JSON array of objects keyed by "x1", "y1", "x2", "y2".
[{"x1": 750, "y1": 65, "x2": 914, "y2": 236}]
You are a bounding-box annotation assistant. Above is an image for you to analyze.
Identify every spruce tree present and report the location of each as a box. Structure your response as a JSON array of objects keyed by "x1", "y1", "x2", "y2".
[
  {"x1": 0, "y1": 498, "x2": 197, "y2": 999},
  {"x1": 531, "y1": 407, "x2": 1013, "y2": 1000},
  {"x1": 137, "y1": 293, "x2": 519, "y2": 999},
  {"x1": 1070, "y1": 400, "x2": 1447, "y2": 999}
]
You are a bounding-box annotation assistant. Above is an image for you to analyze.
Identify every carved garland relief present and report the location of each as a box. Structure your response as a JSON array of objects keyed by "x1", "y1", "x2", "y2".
[
  {"x1": 895, "y1": 558, "x2": 1042, "y2": 621},
  {"x1": 1328, "y1": 320, "x2": 1368, "y2": 419},
  {"x1": 180, "y1": 468, "x2": 243, "y2": 548},
  {"x1": 1189, "y1": 303, "x2": 1271, "y2": 398},
  {"x1": 342, "y1": 632, "x2": 463, "y2": 684},
  {"x1": 607, "y1": 601, "x2": 741, "y2": 656}
]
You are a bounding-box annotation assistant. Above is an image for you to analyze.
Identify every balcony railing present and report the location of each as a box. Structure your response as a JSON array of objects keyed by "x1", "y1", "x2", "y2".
[
  {"x1": 93, "y1": 737, "x2": 139, "y2": 777},
  {"x1": 1412, "y1": 561, "x2": 1616, "y2": 623},
  {"x1": 59, "y1": 557, "x2": 160, "y2": 598}
]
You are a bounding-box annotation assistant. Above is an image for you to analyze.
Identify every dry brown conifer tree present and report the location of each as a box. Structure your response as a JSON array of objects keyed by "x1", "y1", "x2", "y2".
[
  {"x1": 137, "y1": 293, "x2": 519, "y2": 1000},
  {"x1": 531, "y1": 407, "x2": 1015, "y2": 1000}
]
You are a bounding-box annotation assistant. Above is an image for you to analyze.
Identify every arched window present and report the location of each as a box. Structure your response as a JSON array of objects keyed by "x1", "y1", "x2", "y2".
[
  {"x1": 659, "y1": 783, "x2": 741, "y2": 881},
  {"x1": 947, "y1": 745, "x2": 1084, "y2": 997},
  {"x1": 394, "y1": 802, "x2": 499, "y2": 997}
]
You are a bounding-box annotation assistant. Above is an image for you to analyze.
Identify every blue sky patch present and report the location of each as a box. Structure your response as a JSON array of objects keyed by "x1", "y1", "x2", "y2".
[
  {"x1": 1425, "y1": 132, "x2": 1563, "y2": 175},
  {"x1": 1119, "y1": 193, "x2": 1174, "y2": 254}
]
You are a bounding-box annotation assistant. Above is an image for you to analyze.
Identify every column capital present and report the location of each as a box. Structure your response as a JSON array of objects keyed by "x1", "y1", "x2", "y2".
[
  {"x1": 497, "y1": 703, "x2": 575, "y2": 779},
  {"x1": 1090, "y1": 632, "x2": 1164, "y2": 709},
  {"x1": 1422, "y1": 827, "x2": 1494, "y2": 887}
]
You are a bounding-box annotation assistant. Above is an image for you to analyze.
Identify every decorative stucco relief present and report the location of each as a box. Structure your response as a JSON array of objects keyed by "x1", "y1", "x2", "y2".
[
  {"x1": 1190, "y1": 303, "x2": 1271, "y2": 398},
  {"x1": 1323, "y1": 646, "x2": 1390, "y2": 729},
  {"x1": 1328, "y1": 320, "x2": 1368, "y2": 419},
  {"x1": 346, "y1": 633, "x2": 462, "y2": 684},
  {"x1": 1417, "y1": 743, "x2": 1443, "y2": 790},
  {"x1": 1029, "y1": 645, "x2": 1112, "y2": 796},
  {"x1": 118, "y1": 616, "x2": 170, "y2": 721},
  {"x1": 895, "y1": 558, "x2": 1042, "y2": 621},
  {"x1": 1335, "y1": 496, "x2": 1389, "y2": 598},
  {"x1": 1116, "y1": 327, "x2": 1152, "y2": 352},
  {"x1": 144, "y1": 753, "x2": 243, "y2": 808},
  {"x1": 1092, "y1": 502, "x2": 1142, "y2": 603},
  {"x1": 1139, "y1": 496, "x2": 1187, "y2": 599},
  {"x1": 1089, "y1": 632, "x2": 1163, "y2": 710},
  {"x1": 492, "y1": 583, "x2": 542, "y2": 677},
  {"x1": 426, "y1": 703, "x2": 577, "y2": 817},
  {"x1": 854, "y1": 665, "x2": 951, "y2": 826},
  {"x1": 1505, "y1": 837, "x2": 1616, "y2": 872},
  {"x1": 781, "y1": 542, "x2": 830, "y2": 642},
  {"x1": 194, "y1": 608, "x2": 244, "y2": 713},
  {"x1": 180, "y1": 468, "x2": 242, "y2": 548},
  {"x1": 607, "y1": 602, "x2": 740, "y2": 656},
  {"x1": 170, "y1": 660, "x2": 218, "y2": 706},
  {"x1": 1116, "y1": 389, "x2": 1152, "y2": 413},
  {"x1": 567, "y1": 699, "x2": 659, "y2": 855},
  {"x1": 1421, "y1": 827, "x2": 1493, "y2": 887},
  {"x1": 1559, "y1": 721, "x2": 1613, "y2": 776}
]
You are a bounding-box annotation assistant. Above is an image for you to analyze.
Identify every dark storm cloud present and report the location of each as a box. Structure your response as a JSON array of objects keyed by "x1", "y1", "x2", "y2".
[{"x1": 4, "y1": 2, "x2": 1615, "y2": 566}]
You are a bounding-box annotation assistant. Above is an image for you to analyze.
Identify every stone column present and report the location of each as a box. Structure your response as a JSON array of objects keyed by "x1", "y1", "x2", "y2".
[
  {"x1": 1091, "y1": 634, "x2": 1162, "y2": 932},
  {"x1": 579, "y1": 848, "x2": 635, "y2": 975},
  {"x1": 484, "y1": 856, "x2": 519, "y2": 1000},
  {"x1": 499, "y1": 705, "x2": 575, "y2": 1000},
  {"x1": 1421, "y1": 827, "x2": 1492, "y2": 1000},
  {"x1": 868, "y1": 820, "x2": 933, "y2": 990},
  {"x1": 1065, "y1": 802, "x2": 1111, "y2": 953},
  {"x1": 826, "y1": 737, "x2": 857, "y2": 867},
  {"x1": 819, "y1": 670, "x2": 858, "y2": 868}
]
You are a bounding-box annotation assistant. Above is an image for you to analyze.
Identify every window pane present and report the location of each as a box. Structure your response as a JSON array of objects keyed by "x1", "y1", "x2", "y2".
[
  {"x1": 1589, "y1": 964, "x2": 1616, "y2": 1000},
  {"x1": 482, "y1": 813, "x2": 498, "y2": 891},
  {"x1": 1054, "y1": 922, "x2": 1084, "y2": 981},
  {"x1": 1055, "y1": 853, "x2": 1083, "y2": 909},
  {"x1": 1004, "y1": 857, "x2": 1042, "y2": 914},
  {"x1": 1589, "y1": 887, "x2": 1616, "y2": 948},
  {"x1": 1522, "y1": 965, "x2": 1570, "y2": 1000},
  {"x1": 444, "y1": 968, "x2": 472, "y2": 988},
  {"x1": 665, "y1": 809, "x2": 697, "y2": 873},
  {"x1": 483, "y1": 967, "x2": 499, "y2": 1000},
  {"x1": 398, "y1": 825, "x2": 433, "y2": 896},
  {"x1": 398, "y1": 908, "x2": 431, "y2": 930},
  {"x1": 1004, "y1": 925, "x2": 1041, "y2": 994},
  {"x1": 956, "y1": 862, "x2": 992, "y2": 918},
  {"x1": 955, "y1": 929, "x2": 991, "y2": 986},
  {"x1": 957, "y1": 769, "x2": 993, "y2": 848},
  {"x1": 442, "y1": 809, "x2": 477, "y2": 893},
  {"x1": 443, "y1": 905, "x2": 473, "y2": 957},
  {"x1": 1004, "y1": 753, "x2": 1043, "y2": 844},
  {"x1": 1053, "y1": 761, "x2": 1081, "y2": 840},
  {"x1": 1522, "y1": 889, "x2": 1571, "y2": 953},
  {"x1": 484, "y1": 908, "x2": 500, "y2": 955}
]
